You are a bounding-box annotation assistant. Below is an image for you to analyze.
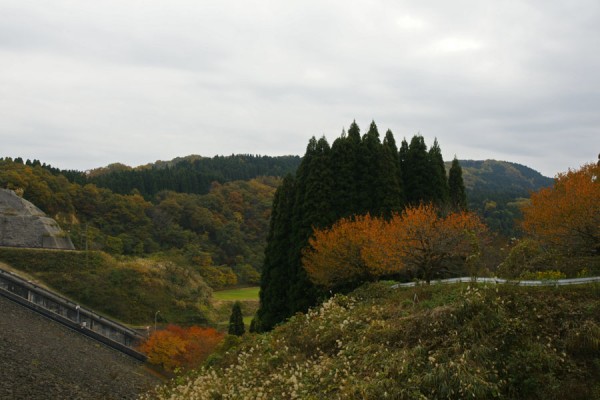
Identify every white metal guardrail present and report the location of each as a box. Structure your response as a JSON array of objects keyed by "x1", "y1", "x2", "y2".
[{"x1": 391, "y1": 276, "x2": 600, "y2": 288}]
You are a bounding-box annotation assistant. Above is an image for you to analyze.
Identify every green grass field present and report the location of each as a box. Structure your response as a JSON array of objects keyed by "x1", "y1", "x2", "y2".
[
  {"x1": 213, "y1": 286, "x2": 260, "y2": 301},
  {"x1": 212, "y1": 287, "x2": 260, "y2": 330}
]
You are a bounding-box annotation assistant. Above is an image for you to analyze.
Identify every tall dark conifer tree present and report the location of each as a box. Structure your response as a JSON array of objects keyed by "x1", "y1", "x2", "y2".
[
  {"x1": 428, "y1": 138, "x2": 450, "y2": 207},
  {"x1": 378, "y1": 130, "x2": 404, "y2": 216},
  {"x1": 404, "y1": 135, "x2": 431, "y2": 204},
  {"x1": 448, "y1": 157, "x2": 468, "y2": 211},
  {"x1": 384, "y1": 130, "x2": 400, "y2": 172},
  {"x1": 228, "y1": 301, "x2": 245, "y2": 336},
  {"x1": 399, "y1": 138, "x2": 409, "y2": 171},
  {"x1": 347, "y1": 120, "x2": 361, "y2": 143},
  {"x1": 346, "y1": 121, "x2": 362, "y2": 216},
  {"x1": 358, "y1": 121, "x2": 383, "y2": 214},
  {"x1": 257, "y1": 174, "x2": 296, "y2": 331},
  {"x1": 399, "y1": 138, "x2": 409, "y2": 194},
  {"x1": 287, "y1": 137, "x2": 333, "y2": 315},
  {"x1": 302, "y1": 137, "x2": 335, "y2": 228},
  {"x1": 291, "y1": 137, "x2": 318, "y2": 247},
  {"x1": 331, "y1": 131, "x2": 358, "y2": 220}
]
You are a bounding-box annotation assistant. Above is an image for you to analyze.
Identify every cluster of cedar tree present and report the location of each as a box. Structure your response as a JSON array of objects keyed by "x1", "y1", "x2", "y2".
[{"x1": 255, "y1": 121, "x2": 467, "y2": 331}]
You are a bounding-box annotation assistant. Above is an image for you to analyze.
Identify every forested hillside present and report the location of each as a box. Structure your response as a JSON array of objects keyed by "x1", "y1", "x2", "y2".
[
  {"x1": 0, "y1": 151, "x2": 552, "y2": 290},
  {"x1": 456, "y1": 160, "x2": 554, "y2": 235},
  {"x1": 0, "y1": 157, "x2": 288, "y2": 287}
]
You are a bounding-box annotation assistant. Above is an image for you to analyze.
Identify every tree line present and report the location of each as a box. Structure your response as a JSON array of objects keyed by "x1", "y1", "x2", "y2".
[
  {"x1": 256, "y1": 121, "x2": 467, "y2": 331},
  {"x1": 77, "y1": 154, "x2": 299, "y2": 197}
]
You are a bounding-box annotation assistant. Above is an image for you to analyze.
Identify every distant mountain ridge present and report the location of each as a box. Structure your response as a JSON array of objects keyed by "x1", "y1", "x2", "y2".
[
  {"x1": 451, "y1": 159, "x2": 554, "y2": 235},
  {"x1": 26, "y1": 153, "x2": 552, "y2": 201},
  {"x1": 86, "y1": 156, "x2": 552, "y2": 200},
  {"x1": 1, "y1": 154, "x2": 553, "y2": 239},
  {"x1": 456, "y1": 159, "x2": 553, "y2": 193},
  {"x1": 86, "y1": 154, "x2": 211, "y2": 177},
  {"x1": 83, "y1": 154, "x2": 301, "y2": 197},
  {"x1": 71, "y1": 156, "x2": 555, "y2": 237}
]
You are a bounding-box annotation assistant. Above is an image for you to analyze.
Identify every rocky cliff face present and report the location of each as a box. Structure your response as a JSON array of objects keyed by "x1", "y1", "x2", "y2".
[{"x1": 0, "y1": 189, "x2": 75, "y2": 250}]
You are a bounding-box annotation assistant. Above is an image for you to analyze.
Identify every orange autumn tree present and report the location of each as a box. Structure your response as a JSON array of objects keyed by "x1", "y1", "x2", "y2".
[
  {"x1": 302, "y1": 214, "x2": 390, "y2": 288},
  {"x1": 140, "y1": 324, "x2": 224, "y2": 371},
  {"x1": 387, "y1": 204, "x2": 486, "y2": 283},
  {"x1": 521, "y1": 162, "x2": 600, "y2": 256},
  {"x1": 302, "y1": 204, "x2": 486, "y2": 288}
]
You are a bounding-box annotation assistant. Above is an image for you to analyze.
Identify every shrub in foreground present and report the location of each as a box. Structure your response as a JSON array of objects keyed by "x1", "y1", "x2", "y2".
[{"x1": 139, "y1": 324, "x2": 224, "y2": 371}]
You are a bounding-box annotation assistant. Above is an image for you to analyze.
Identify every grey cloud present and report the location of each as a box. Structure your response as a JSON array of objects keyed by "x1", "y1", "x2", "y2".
[{"x1": 1, "y1": 0, "x2": 599, "y2": 177}]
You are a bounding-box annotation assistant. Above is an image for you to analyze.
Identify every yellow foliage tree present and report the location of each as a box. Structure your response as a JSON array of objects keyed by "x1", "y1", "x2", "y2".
[
  {"x1": 387, "y1": 204, "x2": 487, "y2": 283},
  {"x1": 521, "y1": 163, "x2": 600, "y2": 256},
  {"x1": 303, "y1": 214, "x2": 389, "y2": 288},
  {"x1": 303, "y1": 204, "x2": 486, "y2": 288},
  {"x1": 140, "y1": 328, "x2": 187, "y2": 371}
]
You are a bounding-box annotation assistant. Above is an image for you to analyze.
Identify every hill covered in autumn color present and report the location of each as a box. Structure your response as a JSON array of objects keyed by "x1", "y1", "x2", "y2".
[
  {"x1": 0, "y1": 153, "x2": 554, "y2": 303},
  {"x1": 0, "y1": 157, "x2": 282, "y2": 287}
]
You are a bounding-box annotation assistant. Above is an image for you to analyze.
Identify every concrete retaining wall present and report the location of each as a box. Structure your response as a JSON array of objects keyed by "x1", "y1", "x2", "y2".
[{"x1": 0, "y1": 267, "x2": 146, "y2": 361}]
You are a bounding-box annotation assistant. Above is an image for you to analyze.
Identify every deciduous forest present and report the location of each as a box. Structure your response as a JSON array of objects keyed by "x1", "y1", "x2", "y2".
[{"x1": 0, "y1": 155, "x2": 299, "y2": 288}]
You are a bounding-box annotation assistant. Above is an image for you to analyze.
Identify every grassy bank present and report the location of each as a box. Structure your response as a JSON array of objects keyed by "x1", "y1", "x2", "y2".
[
  {"x1": 147, "y1": 281, "x2": 600, "y2": 399},
  {"x1": 213, "y1": 287, "x2": 259, "y2": 301},
  {"x1": 0, "y1": 247, "x2": 213, "y2": 325}
]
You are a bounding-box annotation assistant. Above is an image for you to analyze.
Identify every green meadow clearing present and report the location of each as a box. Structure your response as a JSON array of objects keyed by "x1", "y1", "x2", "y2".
[
  {"x1": 212, "y1": 287, "x2": 259, "y2": 301},
  {"x1": 212, "y1": 287, "x2": 260, "y2": 330}
]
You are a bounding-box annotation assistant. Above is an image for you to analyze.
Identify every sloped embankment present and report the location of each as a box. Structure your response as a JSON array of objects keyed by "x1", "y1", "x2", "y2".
[
  {"x1": 0, "y1": 295, "x2": 160, "y2": 399},
  {"x1": 147, "y1": 282, "x2": 600, "y2": 399}
]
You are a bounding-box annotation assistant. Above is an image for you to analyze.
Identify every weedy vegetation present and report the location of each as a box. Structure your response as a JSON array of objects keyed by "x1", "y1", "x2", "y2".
[{"x1": 143, "y1": 282, "x2": 600, "y2": 399}]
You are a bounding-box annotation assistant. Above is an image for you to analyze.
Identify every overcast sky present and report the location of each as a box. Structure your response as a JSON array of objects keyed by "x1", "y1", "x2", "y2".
[{"x1": 1, "y1": 1, "x2": 599, "y2": 177}]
